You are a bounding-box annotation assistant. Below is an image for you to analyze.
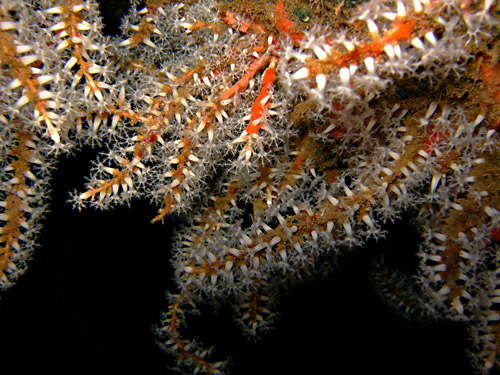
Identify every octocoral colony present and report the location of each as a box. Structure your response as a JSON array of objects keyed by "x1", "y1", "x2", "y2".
[{"x1": 1, "y1": 0, "x2": 500, "y2": 372}]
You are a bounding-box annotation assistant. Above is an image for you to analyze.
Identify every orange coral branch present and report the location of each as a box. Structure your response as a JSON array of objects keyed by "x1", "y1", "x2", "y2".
[
  {"x1": 245, "y1": 58, "x2": 276, "y2": 135},
  {"x1": 274, "y1": 1, "x2": 303, "y2": 45}
]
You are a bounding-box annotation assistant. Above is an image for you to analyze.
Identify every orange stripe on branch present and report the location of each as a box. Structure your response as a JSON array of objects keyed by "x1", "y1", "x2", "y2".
[
  {"x1": 245, "y1": 58, "x2": 276, "y2": 135},
  {"x1": 274, "y1": 1, "x2": 303, "y2": 45}
]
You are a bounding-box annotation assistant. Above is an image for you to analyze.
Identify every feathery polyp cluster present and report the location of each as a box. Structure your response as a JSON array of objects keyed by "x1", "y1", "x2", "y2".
[{"x1": 1, "y1": 0, "x2": 500, "y2": 374}]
